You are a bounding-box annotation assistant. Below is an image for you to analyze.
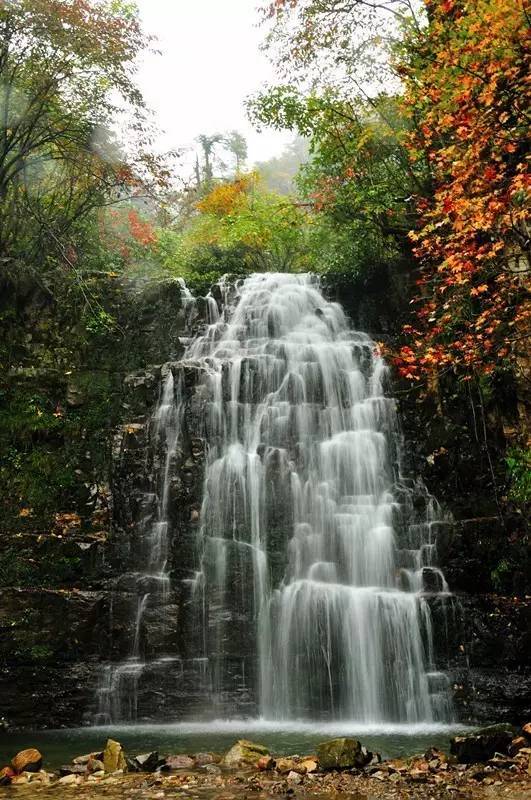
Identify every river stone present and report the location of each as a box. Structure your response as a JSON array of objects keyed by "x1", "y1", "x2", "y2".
[
  {"x1": 300, "y1": 758, "x2": 319, "y2": 773},
  {"x1": 58, "y1": 774, "x2": 80, "y2": 785},
  {"x1": 193, "y1": 752, "x2": 218, "y2": 766},
  {"x1": 0, "y1": 766, "x2": 15, "y2": 785},
  {"x1": 134, "y1": 752, "x2": 159, "y2": 772},
  {"x1": 59, "y1": 764, "x2": 87, "y2": 776},
  {"x1": 276, "y1": 757, "x2": 304, "y2": 774},
  {"x1": 257, "y1": 755, "x2": 275, "y2": 771},
  {"x1": 450, "y1": 724, "x2": 515, "y2": 763},
  {"x1": 11, "y1": 774, "x2": 29, "y2": 785},
  {"x1": 317, "y1": 738, "x2": 369, "y2": 770},
  {"x1": 11, "y1": 748, "x2": 43, "y2": 774},
  {"x1": 221, "y1": 740, "x2": 269, "y2": 768},
  {"x1": 166, "y1": 754, "x2": 194, "y2": 770},
  {"x1": 87, "y1": 758, "x2": 105, "y2": 774},
  {"x1": 509, "y1": 736, "x2": 527, "y2": 755},
  {"x1": 103, "y1": 739, "x2": 127, "y2": 773},
  {"x1": 73, "y1": 751, "x2": 104, "y2": 766}
]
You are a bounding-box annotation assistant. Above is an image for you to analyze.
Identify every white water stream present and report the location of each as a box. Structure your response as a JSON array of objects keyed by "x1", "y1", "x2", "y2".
[
  {"x1": 190, "y1": 273, "x2": 451, "y2": 722},
  {"x1": 97, "y1": 272, "x2": 452, "y2": 724}
]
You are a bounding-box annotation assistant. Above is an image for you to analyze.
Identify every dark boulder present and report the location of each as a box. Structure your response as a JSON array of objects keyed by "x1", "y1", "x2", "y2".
[
  {"x1": 450, "y1": 724, "x2": 515, "y2": 763},
  {"x1": 134, "y1": 752, "x2": 160, "y2": 772}
]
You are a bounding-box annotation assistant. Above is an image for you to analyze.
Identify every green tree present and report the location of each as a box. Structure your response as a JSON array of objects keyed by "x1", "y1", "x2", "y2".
[
  {"x1": 0, "y1": 0, "x2": 168, "y2": 278},
  {"x1": 249, "y1": 86, "x2": 423, "y2": 280},
  {"x1": 224, "y1": 130, "x2": 248, "y2": 174},
  {"x1": 196, "y1": 133, "x2": 224, "y2": 186}
]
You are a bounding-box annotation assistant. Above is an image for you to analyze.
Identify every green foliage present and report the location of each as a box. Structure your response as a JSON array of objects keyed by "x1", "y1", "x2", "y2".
[
  {"x1": 250, "y1": 88, "x2": 420, "y2": 282},
  {"x1": 29, "y1": 645, "x2": 54, "y2": 663},
  {"x1": 0, "y1": 546, "x2": 81, "y2": 589},
  {"x1": 0, "y1": 0, "x2": 174, "y2": 334},
  {"x1": 83, "y1": 308, "x2": 117, "y2": 337},
  {"x1": 490, "y1": 559, "x2": 511, "y2": 594},
  {"x1": 0, "y1": 366, "x2": 119, "y2": 530},
  {"x1": 151, "y1": 173, "x2": 312, "y2": 288},
  {"x1": 506, "y1": 447, "x2": 531, "y2": 506}
]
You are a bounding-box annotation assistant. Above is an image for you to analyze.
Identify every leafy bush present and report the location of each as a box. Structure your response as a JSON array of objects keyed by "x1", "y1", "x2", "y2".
[{"x1": 506, "y1": 447, "x2": 531, "y2": 506}]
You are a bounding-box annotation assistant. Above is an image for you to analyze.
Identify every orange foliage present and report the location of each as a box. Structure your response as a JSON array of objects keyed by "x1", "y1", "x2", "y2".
[
  {"x1": 396, "y1": 0, "x2": 530, "y2": 379},
  {"x1": 127, "y1": 209, "x2": 156, "y2": 246},
  {"x1": 196, "y1": 173, "x2": 257, "y2": 217}
]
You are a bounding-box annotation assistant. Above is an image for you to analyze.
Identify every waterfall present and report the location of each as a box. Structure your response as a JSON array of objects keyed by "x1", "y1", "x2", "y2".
[
  {"x1": 190, "y1": 273, "x2": 452, "y2": 722},
  {"x1": 97, "y1": 272, "x2": 453, "y2": 724}
]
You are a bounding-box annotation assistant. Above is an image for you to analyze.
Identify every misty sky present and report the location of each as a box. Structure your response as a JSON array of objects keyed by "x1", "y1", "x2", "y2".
[{"x1": 135, "y1": 0, "x2": 291, "y2": 168}]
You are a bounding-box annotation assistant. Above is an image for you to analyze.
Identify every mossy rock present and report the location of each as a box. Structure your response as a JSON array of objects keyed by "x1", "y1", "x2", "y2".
[
  {"x1": 317, "y1": 738, "x2": 365, "y2": 770},
  {"x1": 221, "y1": 740, "x2": 269, "y2": 768}
]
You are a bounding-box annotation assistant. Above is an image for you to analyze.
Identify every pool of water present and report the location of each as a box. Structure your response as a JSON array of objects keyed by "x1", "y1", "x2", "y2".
[{"x1": 0, "y1": 720, "x2": 472, "y2": 770}]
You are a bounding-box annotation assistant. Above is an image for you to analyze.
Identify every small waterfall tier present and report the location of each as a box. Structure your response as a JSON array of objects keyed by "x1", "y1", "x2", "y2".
[{"x1": 97, "y1": 272, "x2": 453, "y2": 724}]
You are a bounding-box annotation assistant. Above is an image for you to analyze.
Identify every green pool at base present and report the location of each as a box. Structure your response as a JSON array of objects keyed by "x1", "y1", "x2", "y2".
[{"x1": 0, "y1": 721, "x2": 472, "y2": 770}]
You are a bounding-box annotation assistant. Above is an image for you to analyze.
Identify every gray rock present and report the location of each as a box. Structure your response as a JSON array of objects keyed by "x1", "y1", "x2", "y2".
[
  {"x1": 59, "y1": 764, "x2": 87, "y2": 777},
  {"x1": 165, "y1": 755, "x2": 194, "y2": 770}
]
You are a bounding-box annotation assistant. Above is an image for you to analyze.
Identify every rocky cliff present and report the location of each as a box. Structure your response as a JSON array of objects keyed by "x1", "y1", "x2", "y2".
[{"x1": 0, "y1": 272, "x2": 528, "y2": 729}]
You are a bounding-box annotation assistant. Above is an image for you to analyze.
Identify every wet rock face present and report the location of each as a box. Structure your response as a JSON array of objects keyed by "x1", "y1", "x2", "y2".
[
  {"x1": 0, "y1": 276, "x2": 198, "y2": 729},
  {"x1": 443, "y1": 594, "x2": 531, "y2": 723}
]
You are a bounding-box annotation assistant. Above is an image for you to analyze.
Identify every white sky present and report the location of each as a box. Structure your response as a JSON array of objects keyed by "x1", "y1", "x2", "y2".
[{"x1": 134, "y1": 0, "x2": 291, "y2": 170}]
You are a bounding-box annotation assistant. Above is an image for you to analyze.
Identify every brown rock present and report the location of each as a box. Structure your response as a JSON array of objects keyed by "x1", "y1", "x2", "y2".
[
  {"x1": 103, "y1": 739, "x2": 127, "y2": 773},
  {"x1": 11, "y1": 748, "x2": 43, "y2": 774},
  {"x1": 11, "y1": 774, "x2": 29, "y2": 786},
  {"x1": 257, "y1": 755, "x2": 275, "y2": 771},
  {"x1": 522, "y1": 722, "x2": 531, "y2": 740},
  {"x1": 276, "y1": 757, "x2": 304, "y2": 774},
  {"x1": 87, "y1": 758, "x2": 105, "y2": 774},
  {"x1": 287, "y1": 770, "x2": 302, "y2": 784},
  {"x1": 73, "y1": 751, "x2": 104, "y2": 766},
  {"x1": 509, "y1": 736, "x2": 527, "y2": 755},
  {"x1": 0, "y1": 766, "x2": 15, "y2": 786},
  {"x1": 300, "y1": 758, "x2": 318, "y2": 773}
]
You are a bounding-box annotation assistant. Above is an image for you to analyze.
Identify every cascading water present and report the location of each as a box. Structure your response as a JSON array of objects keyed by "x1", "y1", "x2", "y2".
[
  {"x1": 97, "y1": 272, "x2": 453, "y2": 724},
  {"x1": 190, "y1": 273, "x2": 452, "y2": 723}
]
